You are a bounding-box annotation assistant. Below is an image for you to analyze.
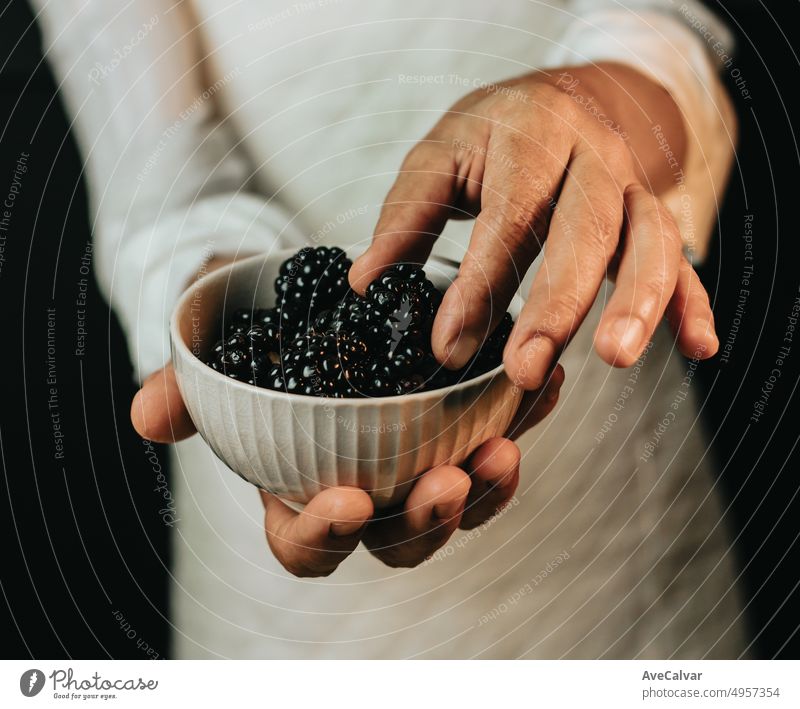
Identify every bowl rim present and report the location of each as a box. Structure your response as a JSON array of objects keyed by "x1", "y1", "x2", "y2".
[{"x1": 170, "y1": 250, "x2": 521, "y2": 406}]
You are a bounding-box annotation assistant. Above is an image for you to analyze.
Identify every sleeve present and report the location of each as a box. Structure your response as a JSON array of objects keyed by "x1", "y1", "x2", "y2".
[
  {"x1": 30, "y1": 0, "x2": 307, "y2": 378},
  {"x1": 544, "y1": 0, "x2": 738, "y2": 263}
]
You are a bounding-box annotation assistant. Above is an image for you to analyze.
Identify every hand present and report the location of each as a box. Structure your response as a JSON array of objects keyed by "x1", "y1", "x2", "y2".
[
  {"x1": 131, "y1": 361, "x2": 563, "y2": 576},
  {"x1": 348, "y1": 62, "x2": 720, "y2": 389}
]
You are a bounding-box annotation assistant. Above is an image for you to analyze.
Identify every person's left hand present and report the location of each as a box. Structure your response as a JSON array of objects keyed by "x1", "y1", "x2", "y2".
[{"x1": 132, "y1": 350, "x2": 563, "y2": 576}]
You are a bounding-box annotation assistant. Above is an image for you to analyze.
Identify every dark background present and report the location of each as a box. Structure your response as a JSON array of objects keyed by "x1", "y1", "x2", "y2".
[
  {"x1": 0, "y1": 0, "x2": 797, "y2": 658},
  {"x1": 695, "y1": 1, "x2": 800, "y2": 657},
  {"x1": 0, "y1": 0, "x2": 170, "y2": 658}
]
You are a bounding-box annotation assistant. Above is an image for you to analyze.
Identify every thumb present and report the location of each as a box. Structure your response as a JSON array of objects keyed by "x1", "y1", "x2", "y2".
[{"x1": 131, "y1": 363, "x2": 196, "y2": 443}]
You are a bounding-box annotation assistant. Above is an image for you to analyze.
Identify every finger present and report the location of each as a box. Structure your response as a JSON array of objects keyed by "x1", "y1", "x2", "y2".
[
  {"x1": 349, "y1": 142, "x2": 457, "y2": 294},
  {"x1": 431, "y1": 130, "x2": 568, "y2": 369},
  {"x1": 130, "y1": 363, "x2": 196, "y2": 443},
  {"x1": 363, "y1": 465, "x2": 470, "y2": 568},
  {"x1": 665, "y1": 254, "x2": 719, "y2": 359},
  {"x1": 262, "y1": 486, "x2": 373, "y2": 578},
  {"x1": 594, "y1": 183, "x2": 682, "y2": 367},
  {"x1": 506, "y1": 363, "x2": 565, "y2": 440},
  {"x1": 504, "y1": 152, "x2": 626, "y2": 389},
  {"x1": 460, "y1": 438, "x2": 521, "y2": 530}
]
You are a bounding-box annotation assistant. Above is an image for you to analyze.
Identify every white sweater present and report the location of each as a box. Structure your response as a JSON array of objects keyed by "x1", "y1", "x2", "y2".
[{"x1": 33, "y1": 0, "x2": 745, "y2": 658}]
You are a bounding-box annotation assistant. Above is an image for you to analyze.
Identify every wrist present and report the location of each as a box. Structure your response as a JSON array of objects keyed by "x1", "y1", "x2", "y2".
[{"x1": 550, "y1": 62, "x2": 687, "y2": 194}]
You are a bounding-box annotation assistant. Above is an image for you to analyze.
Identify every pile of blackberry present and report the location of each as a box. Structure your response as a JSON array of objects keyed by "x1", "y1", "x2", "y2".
[{"x1": 204, "y1": 246, "x2": 513, "y2": 398}]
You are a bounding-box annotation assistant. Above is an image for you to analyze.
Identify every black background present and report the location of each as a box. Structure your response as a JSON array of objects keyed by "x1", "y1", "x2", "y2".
[
  {"x1": 0, "y1": 0, "x2": 797, "y2": 658},
  {"x1": 0, "y1": 1, "x2": 170, "y2": 658}
]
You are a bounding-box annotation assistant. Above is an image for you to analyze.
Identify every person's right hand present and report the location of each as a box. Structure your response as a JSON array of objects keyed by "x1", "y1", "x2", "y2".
[
  {"x1": 131, "y1": 360, "x2": 563, "y2": 577},
  {"x1": 348, "y1": 63, "x2": 720, "y2": 390}
]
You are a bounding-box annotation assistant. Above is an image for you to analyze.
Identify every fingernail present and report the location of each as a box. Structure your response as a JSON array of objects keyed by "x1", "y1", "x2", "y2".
[
  {"x1": 432, "y1": 499, "x2": 464, "y2": 522},
  {"x1": 443, "y1": 333, "x2": 481, "y2": 369},
  {"x1": 610, "y1": 317, "x2": 646, "y2": 360},
  {"x1": 329, "y1": 520, "x2": 366, "y2": 537}
]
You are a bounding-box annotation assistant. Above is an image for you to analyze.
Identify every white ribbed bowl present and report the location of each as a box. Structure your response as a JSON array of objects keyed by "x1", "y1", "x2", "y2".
[{"x1": 170, "y1": 249, "x2": 523, "y2": 508}]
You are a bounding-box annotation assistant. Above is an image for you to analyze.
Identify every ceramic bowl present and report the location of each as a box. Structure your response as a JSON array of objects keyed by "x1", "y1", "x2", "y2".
[{"x1": 170, "y1": 249, "x2": 524, "y2": 508}]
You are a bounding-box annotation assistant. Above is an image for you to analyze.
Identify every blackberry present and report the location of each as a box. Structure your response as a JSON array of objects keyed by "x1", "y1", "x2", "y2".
[
  {"x1": 395, "y1": 374, "x2": 425, "y2": 396},
  {"x1": 206, "y1": 333, "x2": 252, "y2": 379},
  {"x1": 365, "y1": 264, "x2": 442, "y2": 350},
  {"x1": 283, "y1": 366, "x2": 317, "y2": 396},
  {"x1": 271, "y1": 330, "x2": 369, "y2": 397},
  {"x1": 387, "y1": 343, "x2": 425, "y2": 375},
  {"x1": 487, "y1": 312, "x2": 513, "y2": 352},
  {"x1": 472, "y1": 312, "x2": 513, "y2": 374},
  {"x1": 204, "y1": 247, "x2": 514, "y2": 397},
  {"x1": 249, "y1": 349, "x2": 275, "y2": 385},
  {"x1": 262, "y1": 364, "x2": 286, "y2": 391},
  {"x1": 274, "y1": 246, "x2": 352, "y2": 316},
  {"x1": 312, "y1": 308, "x2": 336, "y2": 333},
  {"x1": 252, "y1": 307, "x2": 286, "y2": 341},
  {"x1": 225, "y1": 308, "x2": 255, "y2": 334}
]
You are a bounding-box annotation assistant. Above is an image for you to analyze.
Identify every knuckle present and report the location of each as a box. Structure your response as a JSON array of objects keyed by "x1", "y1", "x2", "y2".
[
  {"x1": 282, "y1": 556, "x2": 336, "y2": 578},
  {"x1": 540, "y1": 291, "x2": 582, "y2": 334},
  {"x1": 372, "y1": 548, "x2": 423, "y2": 569},
  {"x1": 310, "y1": 564, "x2": 338, "y2": 578},
  {"x1": 654, "y1": 206, "x2": 683, "y2": 250},
  {"x1": 599, "y1": 152, "x2": 629, "y2": 181},
  {"x1": 422, "y1": 466, "x2": 470, "y2": 501},
  {"x1": 324, "y1": 489, "x2": 373, "y2": 522},
  {"x1": 695, "y1": 287, "x2": 712, "y2": 310},
  {"x1": 375, "y1": 201, "x2": 419, "y2": 234},
  {"x1": 460, "y1": 512, "x2": 494, "y2": 531},
  {"x1": 481, "y1": 202, "x2": 546, "y2": 252},
  {"x1": 604, "y1": 130, "x2": 631, "y2": 160},
  {"x1": 628, "y1": 268, "x2": 675, "y2": 315},
  {"x1": 278, "y1": 557, "x2": 308, "y2": 577},
  {"x1": 639, "y1": 267, "x2": 672, "y2": 305},
  {"x1": 635, "y1": 288, "x2": 671, "y2": 324},
  {"x1": 631, "y1": 189, "x2": 684, "y2": 252},
  {"x1": 486, "y1": 438, "x2": 522, "y2": 475},
  {"x1": 527, "y1": 82, "x2": 574, "y2": 115},
  {"x1": 584, "y1": 205, "x2": 622, "y2": 256},
  {"x1": 484, "y1": 93, "x2": 524, "y2": 122},
  {"x1": 266, "y1": 527, "x2": 334, "y2": 579},
  {"x1": 680, "y1": 263, "x2": 711, "y2": 306},
  {"x1": 591, "y1": 142, "x2": 633, "y2": 181},
  {"x1": 401, "y1": 143, "x2": 441, "y2": 172},
  {"x1": 466, "y1": 86, "x2": 498, "y2": 109},
  {"x1": 550, "y1": 86, "x2": 580, "y2": 120}
]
